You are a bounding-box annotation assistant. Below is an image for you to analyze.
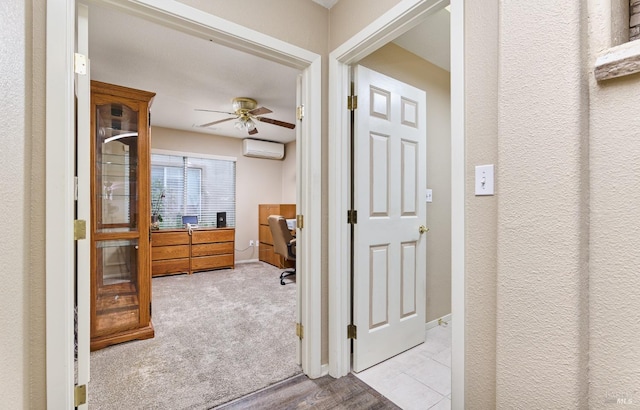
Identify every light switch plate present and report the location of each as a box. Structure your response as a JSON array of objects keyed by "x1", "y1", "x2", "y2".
[
  {"x1": 475, "y1": 164, "x2": 495, "y2": 196},
  {"x1": 426, "y1": 189, "x2": 433, "y2": 203}
]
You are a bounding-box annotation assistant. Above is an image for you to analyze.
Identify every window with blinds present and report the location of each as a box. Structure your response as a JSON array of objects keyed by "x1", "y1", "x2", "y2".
[{"x1": 151, "y1": 153, "x2": 236, "y2": 229}]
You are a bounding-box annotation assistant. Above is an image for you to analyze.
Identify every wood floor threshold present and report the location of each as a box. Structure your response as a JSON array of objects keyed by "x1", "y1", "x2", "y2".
[{"x1": 212, "y1": 373, "x2": 400, "y2": 409}]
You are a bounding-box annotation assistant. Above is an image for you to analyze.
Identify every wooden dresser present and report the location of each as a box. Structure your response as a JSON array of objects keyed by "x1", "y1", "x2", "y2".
[
  {"x1": 258, "y1": 204, "x2": 295, "y2": 268},
  {"x1": 151, "y1": 228, "x2": 235, "y2": 276}
]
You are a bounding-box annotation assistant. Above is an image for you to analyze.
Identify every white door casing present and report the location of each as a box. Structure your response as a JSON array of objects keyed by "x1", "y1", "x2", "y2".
[
  {"x1": 47, "y1": 0, "x2": 323, "y2": 406},
  {"x1": 46, "y1": 0, "x2": 76, "y2": 407},
  {"x1": 76, "y1": 4, "x2": 92, "y2": 409},
  {"x1": 352, "y1": 65, "x2": 427, "y2": 372}
]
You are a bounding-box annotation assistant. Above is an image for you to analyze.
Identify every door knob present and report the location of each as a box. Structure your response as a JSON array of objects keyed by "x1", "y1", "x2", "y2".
[{"x1": 419, "y1": 225, "x2": 429, "y2": 234}]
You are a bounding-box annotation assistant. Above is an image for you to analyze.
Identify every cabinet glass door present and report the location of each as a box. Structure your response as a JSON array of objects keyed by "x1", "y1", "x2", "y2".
[
  {"x1": 92, "y1": 98, "x2": 146, "y2": 339},
  {"x1": 93, "y1": 239, "x2": 140, "y2": 335},
  {"x1": 95, "y1": 102, "x2": 139, "y2": 233}
]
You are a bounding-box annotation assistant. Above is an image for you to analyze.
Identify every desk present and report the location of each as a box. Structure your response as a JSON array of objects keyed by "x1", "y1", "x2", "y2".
[
  {"x1": 151, "y1": 228, "x2": 235, "y2": 277},
  {"x1": 258, "y1": 204, "x2": 295, "y2": 268}
]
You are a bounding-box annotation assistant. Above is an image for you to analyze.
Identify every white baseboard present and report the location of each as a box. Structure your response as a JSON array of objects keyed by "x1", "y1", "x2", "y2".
[
  {"x1": 235, "y1": 259, "x2": 260, "y2": 264},
  {"x1": 425, "y1": 313, "x2": 452, "y2": 331},
  {"x1": 320, "y1": 363, "x2": 330, "y2": 377}
]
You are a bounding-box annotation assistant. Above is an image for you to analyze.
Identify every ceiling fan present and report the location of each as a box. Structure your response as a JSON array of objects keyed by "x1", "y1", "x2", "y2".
[{"x1": 195, "y1": 97, "x2": 296, "y2": 135}]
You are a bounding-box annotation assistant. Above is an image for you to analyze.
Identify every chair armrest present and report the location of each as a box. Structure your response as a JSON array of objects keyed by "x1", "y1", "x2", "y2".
[{"x1": 287, "y1": 238, "x2": 296, "y2": 258}]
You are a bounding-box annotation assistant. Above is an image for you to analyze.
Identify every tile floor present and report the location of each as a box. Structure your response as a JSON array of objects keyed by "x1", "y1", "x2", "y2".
[{"x1": 354, "y1": 322, "x2": 452, "y2": 410}]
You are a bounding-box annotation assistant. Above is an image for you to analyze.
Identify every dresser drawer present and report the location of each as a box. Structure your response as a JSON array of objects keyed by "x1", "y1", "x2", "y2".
[
  {"x1": 259, "y1": 205, "x2": 280, "y2": 225},
  {"x1": 191, "y1": 242, "x2": 234, "y2": 257},
  {"x1": 259, "y1": 225, "x2": 273, "y2": 245},
  {"x1": 152, "y1": 245, "x2": 190, "y2": 261},
  {"x1": 191, "y1": 254, "x2": 234, "y2": 271},
  {"x1": 152, "y1": 258, "x2": 190, "y2": 277},
  {"x1": 192, "y1": 229, "x2": 235, "y2": 244},
  {"x1": 152, "y1": 231, "x2": 190, "y2": 246}
]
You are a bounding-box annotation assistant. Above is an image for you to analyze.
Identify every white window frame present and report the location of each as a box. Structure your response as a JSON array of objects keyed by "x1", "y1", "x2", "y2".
[{"x1": 151, "y1": 149, "x2": 237, "y2": 228}]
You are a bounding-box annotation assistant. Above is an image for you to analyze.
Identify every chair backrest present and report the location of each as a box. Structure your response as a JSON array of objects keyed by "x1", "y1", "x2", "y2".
[{"x1": 268, "y1": 215, "x2": 295, "y2": 260}]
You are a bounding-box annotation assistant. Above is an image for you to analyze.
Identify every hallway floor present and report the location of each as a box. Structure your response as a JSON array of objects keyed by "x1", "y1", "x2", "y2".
[{"x1": 354, "y1": 322, "x2": 452, "y2": 410}]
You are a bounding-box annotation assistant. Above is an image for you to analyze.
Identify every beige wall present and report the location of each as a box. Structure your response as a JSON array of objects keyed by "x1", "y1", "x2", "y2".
[
  {"x1": 588, "y1": 1, "x2": 640, "y2": 408},
  {"x1": 3, "y1": 0, "x2": 47, "y2": 408},
  {"x1": 22, "y1": 1, "x2": 640, "y2": 408},
  {"x1": 464, "y1": 0, "x2": 498, "y2": 408},
  {"x1": 496, "y1": 1, "x2": 589, "y2": 407},
  {"x1": 2, "y1": 1, "x2": 27, "y2": 406},
  {"x1": 177, "y1": 0, "x2": 329, "y2": 55},
  {"x1": 329, "y1": 0, "x2": 402, "y2": 50},
  {"x1": 152, "y1": 127, "x2": 295, "y2": 262},
  {"x1": 359, "y1": 43, "x2": 451, "y2": 323},
  {"x1": 281, "y1": 141, "x2": 297, "y2": 204}
]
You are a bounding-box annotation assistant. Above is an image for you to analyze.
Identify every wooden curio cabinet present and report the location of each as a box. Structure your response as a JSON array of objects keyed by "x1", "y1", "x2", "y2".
[{"x1": 90, "y1": 81, "x2": 155, "y2": 351}]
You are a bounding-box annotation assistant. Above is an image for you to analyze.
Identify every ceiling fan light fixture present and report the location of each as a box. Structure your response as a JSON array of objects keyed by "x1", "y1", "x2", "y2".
[
  {"x1": 246, "y1": 118, "x2": 256, "y2": 131},
  {"x1": 234, "y1": 115, "x2": 256, "y2": 132},
  {"x1": 232, "y1": 97, "x2": 257, "y2": 113}
]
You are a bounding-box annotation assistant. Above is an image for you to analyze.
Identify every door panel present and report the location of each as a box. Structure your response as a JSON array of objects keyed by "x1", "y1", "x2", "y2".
[{"x1": 353, "y1": 65, "x2": 427, "y2": 372}]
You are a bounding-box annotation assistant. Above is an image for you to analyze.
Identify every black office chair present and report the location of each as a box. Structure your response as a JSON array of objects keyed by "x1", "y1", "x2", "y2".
[{"x1": 268, "y1": 215, "x2": 296, "y2": 285}]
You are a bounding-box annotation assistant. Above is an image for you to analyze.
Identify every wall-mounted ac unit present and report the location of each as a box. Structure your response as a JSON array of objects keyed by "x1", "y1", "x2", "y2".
[{"x1": 242, "y1": 139, "x2": 285, "y2": 160}]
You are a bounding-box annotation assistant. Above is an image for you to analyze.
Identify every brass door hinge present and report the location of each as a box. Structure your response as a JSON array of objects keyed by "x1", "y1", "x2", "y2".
[
  {"x1": 74, "y1": 384, "x2": 87, "y2": 406},
  {"x1": 347, "y1": 210, "x2": 357, "y2": 225},
  {"x1": 347, "y1": 324, "x2": 357, "y2": 339},
  {"x1": 296, "y1": 323, "x2": 304, "y2": 340},
  {"x1": 296, "y1": 214, "x2": 304, "y2": 230},
  {"x1": 74, "y1": 220, "x2": 87, "y2": 240},
  {"x1": 297, "y1": 104, "x2": 305, "y2": 121},
  {"x1": 347, "y1": 95, "x2": 358, "y2": 111}
]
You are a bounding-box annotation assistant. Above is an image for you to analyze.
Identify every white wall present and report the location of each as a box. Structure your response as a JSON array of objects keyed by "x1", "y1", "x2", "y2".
[{"x1": 152, "y1": 127, "x2": 294, "y2": 262}]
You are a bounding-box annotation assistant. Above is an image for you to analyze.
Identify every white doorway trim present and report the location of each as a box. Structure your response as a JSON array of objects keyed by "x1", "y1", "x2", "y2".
[
  {"x1": 46, "y1": 0, "x2": 323, "y2": 407},
  {"x1": 327, "y1": 0, "x2": 465, "y2": 408}
]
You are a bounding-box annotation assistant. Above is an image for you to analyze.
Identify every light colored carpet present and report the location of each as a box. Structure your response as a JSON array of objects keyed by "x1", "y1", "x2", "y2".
[{"x1": 89, "y1": 262, "x2": 301, "y2": 409}]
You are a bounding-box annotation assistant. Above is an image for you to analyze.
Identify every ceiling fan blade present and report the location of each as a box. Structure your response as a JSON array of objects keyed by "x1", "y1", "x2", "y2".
[
  {"x1": 249, "y1": 106, "x2": 272, "y2": 116},
  {"x1": 197, "y1": 117, "x2": 236, "y2": 128},
  {"x1": 195, "y1": 108, "x2": 236, "y2": 115},
  {"x1": 256, "y1": 117, "x2": 296, "y2": 129},
  {"x1": 248, "y1": 127, "x2": 259, "y2": 135}
]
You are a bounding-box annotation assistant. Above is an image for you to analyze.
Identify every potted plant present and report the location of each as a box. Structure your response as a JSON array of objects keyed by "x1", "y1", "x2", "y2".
[{"x1": 151, "y1": 190, "x2": 165, "y2": 230}]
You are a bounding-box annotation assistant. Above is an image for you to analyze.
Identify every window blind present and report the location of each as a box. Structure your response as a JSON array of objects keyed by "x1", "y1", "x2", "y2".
[{"x1": 151, "y1": 153, "x2": 236, "y2": 229}]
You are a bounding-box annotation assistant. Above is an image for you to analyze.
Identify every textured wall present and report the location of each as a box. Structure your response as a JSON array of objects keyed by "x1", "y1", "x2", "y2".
[
  {"x1": 0, "y1": 0, "x2": 27, "y2": 407},
  {"x1": 359, "y1": 43, "x2": 452, "y2": 323},
  {"x1": 464, "y1": 0, "x2": 499, "y2": 407},
  {"x1": 496, "y1": 1, "x2": 589, "y2": 408},
  {"x1": 632, "y1": 0, "x2": 640, "y2": 40},
  {"x1": 588, "y1": 0, "x2": 640, "y2": 407}
]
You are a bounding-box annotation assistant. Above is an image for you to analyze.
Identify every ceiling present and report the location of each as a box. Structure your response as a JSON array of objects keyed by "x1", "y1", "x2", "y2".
[{"x1": 88, "y1": 3, "x2": 449, "y2": 144}]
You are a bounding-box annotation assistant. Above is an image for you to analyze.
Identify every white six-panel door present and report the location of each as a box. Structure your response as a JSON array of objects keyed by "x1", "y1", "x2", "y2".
[{"x1": 352, "y1": 65, "x2": 427, "y2": 372}]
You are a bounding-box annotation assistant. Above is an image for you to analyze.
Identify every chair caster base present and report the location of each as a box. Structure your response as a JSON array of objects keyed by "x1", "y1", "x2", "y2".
[{"x1": 280, "y1": 269, "x2": 295, "y2": 285}]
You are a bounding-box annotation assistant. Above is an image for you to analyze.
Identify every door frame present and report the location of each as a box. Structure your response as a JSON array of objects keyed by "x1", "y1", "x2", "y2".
[
  {"x1": 327, "y1": 0, "x2": 465, "y2": 407},
  {"x1": 46, "y1": 0, "x2": 323, "y2": 406}
]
